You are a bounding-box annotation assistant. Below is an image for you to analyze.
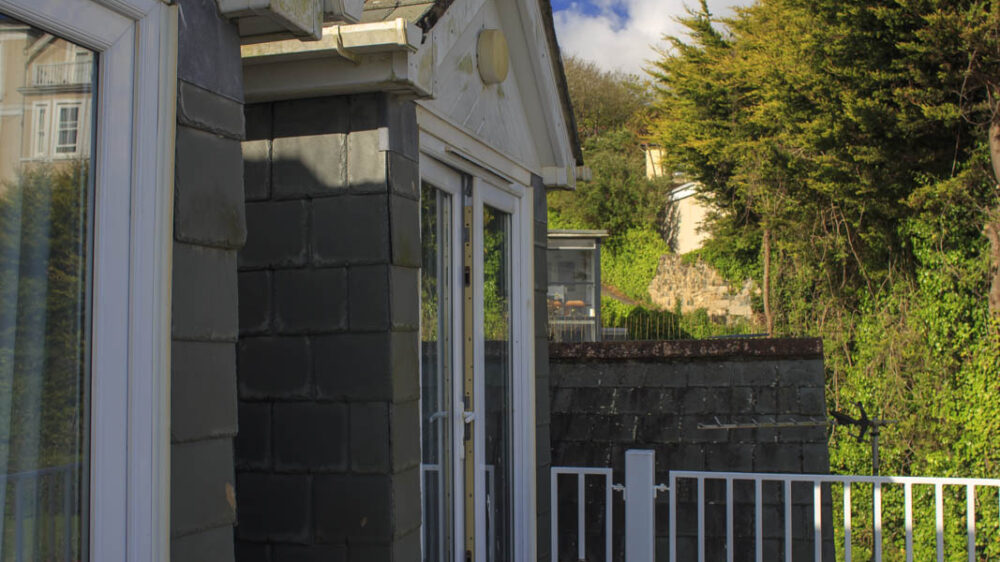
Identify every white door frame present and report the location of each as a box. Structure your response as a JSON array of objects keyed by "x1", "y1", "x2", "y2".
[
  {"x1": 0, "y1": 0, "x2": 176, "y2": 560},
  {"x1": 421, "y1": 151, "x2": 537, "y2": 562},
  {"x1": 420, "y1": 155, "x2": 467, "y2": 562}
]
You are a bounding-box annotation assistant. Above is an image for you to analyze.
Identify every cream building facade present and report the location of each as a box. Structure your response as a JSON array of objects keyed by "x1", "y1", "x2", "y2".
[{"x1": 0, "y1": 23, "x2": 93, "y2": 188}]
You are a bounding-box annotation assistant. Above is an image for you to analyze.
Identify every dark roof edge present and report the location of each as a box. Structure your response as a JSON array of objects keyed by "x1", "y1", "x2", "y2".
[
  {"x1": 415, "y1": 0, "x2": 455, "y2": 33},
  {"x1": 537, "y1": 0, "x2": 584, "y2": 166},
  {"x1": 550, "y1": 338, "x2": 824, "y2": 362}
]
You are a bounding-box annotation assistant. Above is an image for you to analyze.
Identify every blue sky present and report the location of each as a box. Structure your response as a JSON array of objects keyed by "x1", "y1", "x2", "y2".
[
  {"x1": 551, "y1": 0, "x2": 748, "y2": 75},
  {"x1": 552, "y1": 0, "x2": 629, "y2": 23}
]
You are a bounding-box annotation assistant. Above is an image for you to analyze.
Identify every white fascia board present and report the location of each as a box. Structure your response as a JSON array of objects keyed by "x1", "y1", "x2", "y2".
[
  {"x1": 417, "y1": 104, "x2": 535, "y2": 188},
  {"x1": 542, "y1": 147, "x2": 584, "y2": 189},
  {"x1": 242, "y1": 19, "x2": 419, "y2": 59},
  {"x1": 218, "y1": 0, "x2": 323, "y2": 40},
  {"x1": 337, "y1": 19, "x2": 420, "y2": 53},
  {"x1": 244, "y1": 50, "x2": 431, "y2": 102},
  {"x1": 496, "y1": 0, "x2": 578, "y2": 185},
  {"x1": 242, "y1": 19, "x2": 428, "y2": 102},
  {"x1": 542, "y1": 165, "x2": 569, "y2": 188}
]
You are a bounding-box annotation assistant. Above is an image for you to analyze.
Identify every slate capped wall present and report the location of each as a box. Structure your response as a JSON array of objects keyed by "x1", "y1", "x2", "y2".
[
  {"x1": 170, "y1": 1, "x2": 246, "y2": 560},
  {"x1": 550, "y1": 338, "x2": 833, "y2": 562},
  {"x1": 234, "y1": 93, "x2": 422, "y2": 562}
]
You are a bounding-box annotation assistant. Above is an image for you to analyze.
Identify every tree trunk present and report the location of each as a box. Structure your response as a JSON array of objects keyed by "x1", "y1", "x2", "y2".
[
  {"x1": 763, "y1": 226, "x2": 774, "y2": 335},
  {"x1": 987, "y1": 119, "x2": 1000, "y2": 315}
]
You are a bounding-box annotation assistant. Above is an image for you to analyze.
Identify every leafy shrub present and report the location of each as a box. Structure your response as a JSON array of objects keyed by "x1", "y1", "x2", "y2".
[{"x1": 602, "y1": 226, "x2": 671, "y2": 304}]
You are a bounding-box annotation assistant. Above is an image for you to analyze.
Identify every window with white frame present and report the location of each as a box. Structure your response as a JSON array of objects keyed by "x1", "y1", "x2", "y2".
[
  {"x1": 54, "y1": 102, "x2": 81, "y2": 155},
  {"x1": 0, "y1": 21, "x2": 95, "y2": 561},
  {"x1": 0, "y1": 0, "x2": 175, "y2": 560},
  {"x1": 33, "y1": 101, "x2": 49, "y2": 157}
]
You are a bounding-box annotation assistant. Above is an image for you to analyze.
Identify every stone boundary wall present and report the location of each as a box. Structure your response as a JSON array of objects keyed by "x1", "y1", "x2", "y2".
[
  {"x1": 647, "y1": 254, "x2": 755, "y2": 318},
  {"x1": 550, "y1": 338, "x2": 834, "y2": 561}
]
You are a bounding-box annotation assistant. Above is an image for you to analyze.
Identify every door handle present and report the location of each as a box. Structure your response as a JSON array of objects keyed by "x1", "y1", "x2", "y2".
[{"x1": 462, "y1": 411, "x2": 476, "y2": 424}]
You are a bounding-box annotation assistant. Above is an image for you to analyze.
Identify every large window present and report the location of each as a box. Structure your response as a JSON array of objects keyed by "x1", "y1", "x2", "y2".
[
  {"x1": 0, "y1": 19, "x2": 95, "y2": 561},
  {"x1": 0, "y1": 0, "x2": 175, "y2": 559}
]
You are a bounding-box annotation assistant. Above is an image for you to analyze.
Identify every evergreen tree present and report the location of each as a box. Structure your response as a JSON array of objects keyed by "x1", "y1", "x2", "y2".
[{"x1": 651, "y1": 1, "x2": 1000, "y2": 555}]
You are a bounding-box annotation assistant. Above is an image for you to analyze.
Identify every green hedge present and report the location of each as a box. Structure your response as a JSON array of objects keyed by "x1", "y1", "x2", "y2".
[{"x1": 601, "y1": 226, "x2": 670, "y2": 304}]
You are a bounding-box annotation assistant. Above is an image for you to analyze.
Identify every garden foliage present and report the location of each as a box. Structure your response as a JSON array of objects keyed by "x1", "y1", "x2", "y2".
[{"x1": 650, "y1": 0, "x2": 1000, "y2": 556}]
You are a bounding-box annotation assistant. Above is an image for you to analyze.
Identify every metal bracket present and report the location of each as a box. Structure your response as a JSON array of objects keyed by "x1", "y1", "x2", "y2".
[{"x1": 655, "y1": 484, "x2": 669, "y2": 496}]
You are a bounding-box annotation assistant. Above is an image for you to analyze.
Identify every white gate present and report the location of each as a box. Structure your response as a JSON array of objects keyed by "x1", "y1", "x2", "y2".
[
  {"x1": 551, "y1": 450, "x2": 663, "y2": 562},
  {"x1": 551, "y1": 450, "x2": 1000, "y2": 562}
]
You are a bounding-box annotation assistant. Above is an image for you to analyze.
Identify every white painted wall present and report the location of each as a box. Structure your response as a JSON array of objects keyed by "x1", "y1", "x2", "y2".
[{"x1": 414, "y1": 0, "x2": 566, "y2": 175}]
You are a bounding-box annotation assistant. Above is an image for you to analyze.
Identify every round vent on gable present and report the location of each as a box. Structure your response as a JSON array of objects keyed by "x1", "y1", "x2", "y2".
[{"x1": 477, "y1": 29, "x2": 510, "y2": 85}]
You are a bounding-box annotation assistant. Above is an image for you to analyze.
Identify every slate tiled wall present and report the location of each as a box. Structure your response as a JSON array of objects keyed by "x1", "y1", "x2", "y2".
[
  {"x1": 534, "y1": 178, "x2": 552, "y2": 562},
  {"x1": 234, "y1": 93, "x2": 422, "y2": 562},
  {"x1": 170, "y1": 1, "x2": 246, "y2": 560},
  {"x1": 550, "y1": 340, "x2": 832, "y2": 561}
]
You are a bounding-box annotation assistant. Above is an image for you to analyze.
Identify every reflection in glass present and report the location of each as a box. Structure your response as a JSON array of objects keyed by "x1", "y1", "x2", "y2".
[
  {"x1": 421, "y1": 183, "x2": 453, "y2": 562},
  {"x1": 482, "y1": 206, "x2": 512, "y2": 562},
  {"x1": 0, "y1": 15, "x2": 95, "y2": 562}
]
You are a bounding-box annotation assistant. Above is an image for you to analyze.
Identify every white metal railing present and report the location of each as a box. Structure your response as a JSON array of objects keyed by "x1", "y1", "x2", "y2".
[
  {"x1": 669, "y1": 470, "x2": 1000, "y2": 562},
  {"x1": 32, "y1": 61, "x2": 93, "y2": 87},
  {"x1": 551, "y1": 466, "x2": 614, "y2": 562}
]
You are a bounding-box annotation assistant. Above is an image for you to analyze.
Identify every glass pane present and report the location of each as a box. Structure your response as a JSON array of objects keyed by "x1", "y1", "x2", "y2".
[
  {"x1": 421, "y1": 183, "x2": 453, "y2": 562},
  {"x1": 547, "y1": 247, "x2": 599, "y2": 342},
  {"x1": 482, "y1": 206, "x2": 512, "y2": 562},
  {"x1": 0, "y1": 15, "x2": 96, "y2": 562}
]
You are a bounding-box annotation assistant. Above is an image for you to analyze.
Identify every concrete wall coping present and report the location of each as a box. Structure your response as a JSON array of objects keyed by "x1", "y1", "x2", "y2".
[{"x1": 549, "y1": 337, "x2": 823, "y2": 362}]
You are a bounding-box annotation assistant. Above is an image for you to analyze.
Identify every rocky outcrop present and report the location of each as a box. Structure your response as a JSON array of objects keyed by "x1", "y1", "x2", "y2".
[{"x1": 647, "y1": 254, "x2": 756, "y2": 318}]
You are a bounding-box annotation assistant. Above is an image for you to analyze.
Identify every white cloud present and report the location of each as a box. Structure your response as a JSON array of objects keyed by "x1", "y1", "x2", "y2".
[{"x1": 553, "y1": 0, "x2": 748, "y2": 76}]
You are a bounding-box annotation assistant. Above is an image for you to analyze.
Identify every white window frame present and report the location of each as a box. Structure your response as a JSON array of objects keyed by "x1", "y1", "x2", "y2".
[
  {"x1": 32, "y1": 100, "x2": 50, "y2": 158},
  {"x1": 0, "y1": 1, "x2": 176, "y2": 561},
  {"x1": 419, "y1": 155, "x2": 467, "y2": 562},
  {"x1": 472, "y1": 176, "x2": 535, "y2": 562},
  {"x1": 53, "y1": 100, "x2": 82, "y2": 156},
  {"x1": 0, "y1": 42, "x2": 5, "y2": 102}
]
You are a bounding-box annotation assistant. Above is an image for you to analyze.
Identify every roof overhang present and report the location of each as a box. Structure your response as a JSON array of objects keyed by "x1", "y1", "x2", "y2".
[
  {"x1": 241, "y1": 19, "x2": 431, "y2": 102},
  {"x1": 536, "y1": 0, "x2": 583, "y2": 172},
  {"x1": 216, "y1": 0, "x2": 366, "y2": 42}
]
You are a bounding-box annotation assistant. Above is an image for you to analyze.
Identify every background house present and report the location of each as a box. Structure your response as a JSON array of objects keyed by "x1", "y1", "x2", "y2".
[
  {"x1": 0, "y1": 22, "x2": 93, "y2": 187},
  {"x1": 642, "y1": 144, "x2": 756, "y2": 320}
]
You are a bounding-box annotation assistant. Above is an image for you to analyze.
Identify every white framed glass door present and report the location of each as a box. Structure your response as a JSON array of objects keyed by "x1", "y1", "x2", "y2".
[
  {"x1": 420, "y1": 157, "x2": 465, "y2": 562},
  {"x1": 420, "y1": 156, "x2": 534, "y2": 562},
  {"x1": 472, "y1": 182, "x2": 519, "y2": 562}
]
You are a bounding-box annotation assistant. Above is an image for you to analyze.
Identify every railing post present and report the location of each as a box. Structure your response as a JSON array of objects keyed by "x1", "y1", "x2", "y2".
[
  {"x1": 625, "y1": 449, "x2": 655, "y2": 562},
  {"x1": 551, "y1": 469, "x2": 558, "y2": 562}
]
